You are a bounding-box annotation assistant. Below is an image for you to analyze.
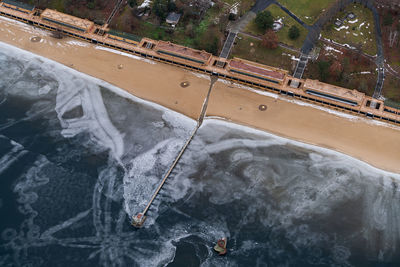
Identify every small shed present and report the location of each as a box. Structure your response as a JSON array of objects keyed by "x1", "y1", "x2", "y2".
[
  {"x1": 334, "y1": 19, "x2": 343, "y2": 27},
  {"x1": 346, "y1": 12, "x2": 356, "y2": 20},
  {"x1": 166, "y1": 12, "x2": 181, "y2": 27}
]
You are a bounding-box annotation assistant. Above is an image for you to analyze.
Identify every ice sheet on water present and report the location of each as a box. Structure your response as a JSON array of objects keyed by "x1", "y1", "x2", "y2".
[
  {"x1": 171, "y1": 118, "x2": 400, "y2": 263},
  {"x1": 123, "y1": 137, "x2": 187, "y2": 225}
]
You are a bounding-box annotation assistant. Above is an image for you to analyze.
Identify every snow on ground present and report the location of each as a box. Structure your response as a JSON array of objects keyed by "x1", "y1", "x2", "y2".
[
  {"x1": 66, "y1": 40, "x2": 89, "y2": 47},
  {"x1": 138, "y1": 0, "x2": 152, "y2": 9},
  {"x1": 94, "y1": 46, "x2": 156, "y2": 64},
  {"x1": 323, "y1": 38, "x2": 357, "y2": 50},
  {"x1": 282, "y1": 53, "x2": 299, "y2": 61},
  {"x1": 335, "y1": 25, "x2": 349, "y2": 31},
  {"x1": 325, "y1": 46, "x2": 343, "y2": 54},
  {"x1": 348, "y1": 19, "x2": 358, "y2": 24}
]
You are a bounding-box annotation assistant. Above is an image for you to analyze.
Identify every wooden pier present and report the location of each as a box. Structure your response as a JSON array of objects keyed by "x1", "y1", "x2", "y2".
[{"x1": 132, "y1": 76, "x2": 218, "y2": 227}]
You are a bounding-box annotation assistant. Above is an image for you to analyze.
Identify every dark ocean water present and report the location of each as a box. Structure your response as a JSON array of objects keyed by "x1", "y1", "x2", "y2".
[{"x1": 0, "y1": 42, "x2": 399, "y2": 267}]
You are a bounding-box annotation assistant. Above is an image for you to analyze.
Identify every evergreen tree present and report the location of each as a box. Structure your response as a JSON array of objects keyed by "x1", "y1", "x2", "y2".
[{"x1": 255, "y1": 11, "x2": 274, "y2": 31}]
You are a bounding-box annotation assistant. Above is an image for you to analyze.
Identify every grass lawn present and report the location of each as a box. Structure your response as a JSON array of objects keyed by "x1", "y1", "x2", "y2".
[
  {"x1": 244, "y1": 4, "x2": 307, "y2": 50},
  {"x1": 231, "y1": 34, "x2": 299, "y2": 71},
  {"x1": 278, "y1": 0, "x2": 335, "y2": 25},
  {"x1": 321, "y1": 4, "x2": 377, "y2": 56}
]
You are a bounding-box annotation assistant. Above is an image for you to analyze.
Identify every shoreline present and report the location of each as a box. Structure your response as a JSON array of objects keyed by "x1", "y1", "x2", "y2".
[{"x1": 0, "y1": 16, "x2": 399, "y2": 174}]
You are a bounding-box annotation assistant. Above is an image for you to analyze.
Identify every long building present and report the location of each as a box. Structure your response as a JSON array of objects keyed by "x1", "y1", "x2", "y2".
[
  {"x1": 40, "y1": 9, "x2": 94, "y2": 33},
  {"x1": 0, "y1": 0, "x2": 399, "y2": 126},
  {"x1": 1, "y1": 0, "x2": 33, "y2": 14}
]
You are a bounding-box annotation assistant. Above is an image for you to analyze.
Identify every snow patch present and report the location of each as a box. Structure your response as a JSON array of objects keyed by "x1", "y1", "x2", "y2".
[
  {"x1": 66, "y1": 40, "x2": 89, "y2": 47},
  {"x1": 335, "y1": 25, "x2": 349, "y2": 31},
  {"x1": 94, "y1": 46, "x2": 156, "y2": 64},
  {"x1": 325, "y1": 46, "x2": 343, "y2": 54}
]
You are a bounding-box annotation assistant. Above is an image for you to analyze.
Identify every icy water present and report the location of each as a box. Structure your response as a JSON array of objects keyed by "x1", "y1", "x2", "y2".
[{"x1": 0, "y1": 42, "x2": 400, "y2": 267}]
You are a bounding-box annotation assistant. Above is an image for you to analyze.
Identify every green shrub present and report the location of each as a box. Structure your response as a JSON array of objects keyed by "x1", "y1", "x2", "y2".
[{"x1": 288, "y1": 25, "x2": 300, "y2": 40}]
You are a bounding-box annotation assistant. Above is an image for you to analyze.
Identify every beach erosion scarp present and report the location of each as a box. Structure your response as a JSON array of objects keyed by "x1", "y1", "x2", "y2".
[{"x1": 0, "y1": 16, "x2": 399, "y2": 174}]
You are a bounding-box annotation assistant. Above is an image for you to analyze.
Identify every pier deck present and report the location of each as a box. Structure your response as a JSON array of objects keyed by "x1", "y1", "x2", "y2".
[{"x1": 132, "y1": 76, "x2": 218, "y2": 227}]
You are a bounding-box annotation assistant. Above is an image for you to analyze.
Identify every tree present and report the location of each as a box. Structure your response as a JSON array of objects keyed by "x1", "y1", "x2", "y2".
[
  {"x1": 255, "y1": 11, "x2": 274, "y2": 31},
  {"x1": 185, "y1": 23, "x2": 195, "y2": 38},
  {"x1": 128, "y1": 0, "x2": 137, "y2": 8},
  {"x1": 288, "y1": 25, "x2": 300, "y2": 40},
  {"x1": 153, "y1": 0, "x2": 168, "y2": 21},
  {"x1": 383, "y1": 13, "x2": 393, "y2": 26},
  {"x1": 262, "y1": 30, "x2": 279, "y2": 49}
]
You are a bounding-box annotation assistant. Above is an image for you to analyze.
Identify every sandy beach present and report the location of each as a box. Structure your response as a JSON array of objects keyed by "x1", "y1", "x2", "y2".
[{"x1": 0, "y1": 16, "x2": 399, "y2": 173}]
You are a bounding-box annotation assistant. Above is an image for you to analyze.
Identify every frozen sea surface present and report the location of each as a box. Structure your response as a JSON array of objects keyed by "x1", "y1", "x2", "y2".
[{"x1": 0, "y1": 42, "x2": 399, "y2": 266}]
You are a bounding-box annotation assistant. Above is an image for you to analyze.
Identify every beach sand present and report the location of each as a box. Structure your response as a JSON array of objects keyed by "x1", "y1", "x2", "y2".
[{"x1": 0, "y1": 16, "x2": 399, "y2": 173}]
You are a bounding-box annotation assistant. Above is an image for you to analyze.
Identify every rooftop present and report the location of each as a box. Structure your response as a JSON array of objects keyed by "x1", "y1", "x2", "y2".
[
  {"x1": 155, "y1": 41, "x2": 212, "y2": 62},
  {"x1": 303, "y1": 79, "x2": 365, "y2": 102},
  {"x1": 2, "y1": 0, "x2": 34, "y2": 11},
  {"x1": 229, "y1": 58, "x2": 287, "y2": 81},
  {"x1": 41, "y1": 9, "x2": 94, "y2": 31},
  {"x1": 166, "y1": 12, "x2": 181, "y2": 24}
]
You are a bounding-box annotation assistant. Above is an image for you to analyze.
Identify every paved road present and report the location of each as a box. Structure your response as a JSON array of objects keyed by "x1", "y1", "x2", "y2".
[
  {"x1": 370, "y1": 3, "x2": 385, "y2": 98},
  {"x1": 251, "y1": 0, "x2": 276, "y2": 13},
  {"x1": 274, "y1": 1, "x2": 310, "y2": 29}
]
